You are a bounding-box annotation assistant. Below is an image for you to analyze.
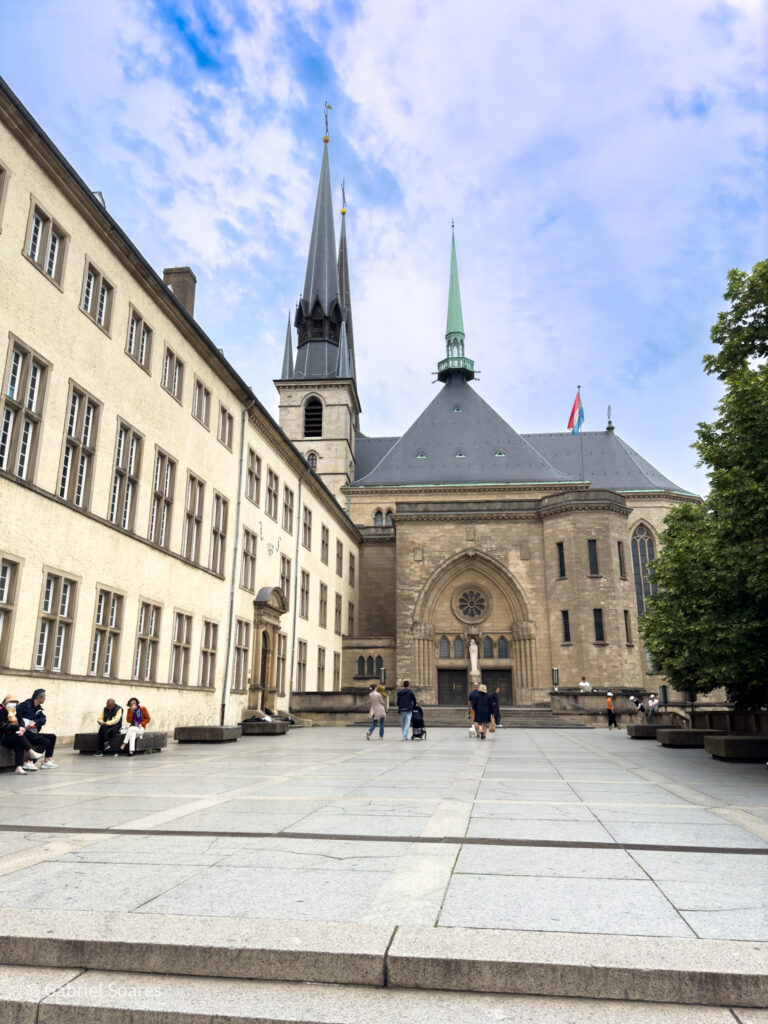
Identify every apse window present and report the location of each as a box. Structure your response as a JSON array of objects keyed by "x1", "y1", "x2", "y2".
[
  {"x1": 416, "y1": 451, "x2": 426, "y2": 459},
  {"x1": 495, "y1": 450, "x2": 506, "y2": 457},
  {"x1": 455, "y1": 450, "x2": 466, "y2": 458}
]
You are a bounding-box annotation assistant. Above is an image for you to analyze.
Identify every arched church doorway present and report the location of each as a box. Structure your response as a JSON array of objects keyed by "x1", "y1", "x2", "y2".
[{"x1": 412, "y1": 551, "x2": 538, "y2": 706}]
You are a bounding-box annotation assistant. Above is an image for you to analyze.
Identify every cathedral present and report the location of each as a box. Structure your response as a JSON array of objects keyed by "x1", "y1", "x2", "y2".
[
  {"x1": 0, "y1": 77, "x2": 699, "y2": 739},
  {"x1": 276, "y1": 132, "x2": 698, "y2": 706}
]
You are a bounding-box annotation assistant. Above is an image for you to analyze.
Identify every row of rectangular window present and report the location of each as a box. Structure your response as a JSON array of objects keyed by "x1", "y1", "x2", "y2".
[
  {"x1": 293, "y1": 642, "x2": 340, "y2": 692},
  {"x1": 561, "y1": 608, "x2": 633, "y2": 644},
  {"x1": 556, "y1": 540, "x2": 628, "y2": 579},
  {"x1": 16, "y1": 190, "x2": 235, "y2": 448}
]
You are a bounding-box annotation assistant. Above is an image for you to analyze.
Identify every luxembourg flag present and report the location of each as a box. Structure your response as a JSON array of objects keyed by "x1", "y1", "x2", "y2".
[{"x1": 567, "y1": 389, "x2": 584, "y2": 435}]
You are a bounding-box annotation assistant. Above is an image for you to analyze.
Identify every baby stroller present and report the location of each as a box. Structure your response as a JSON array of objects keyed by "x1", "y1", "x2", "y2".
[{"x1": 411, "y1": 704, "x2": 427, "y2": 740}]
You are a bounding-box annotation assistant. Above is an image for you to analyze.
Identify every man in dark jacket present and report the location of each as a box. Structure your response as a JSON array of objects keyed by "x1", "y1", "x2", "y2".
[
  {"x1": 396, "y1": 681, "x2": 417, "y2": 742},
  {"x1": 94, "y1": 698, "x2": 123, "y2": 755},
  {"x1": 17, "y1": 689, "x2": 58, "y2": 768}
]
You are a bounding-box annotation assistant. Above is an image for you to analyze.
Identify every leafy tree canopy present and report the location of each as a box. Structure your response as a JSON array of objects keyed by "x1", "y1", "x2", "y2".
[{"x1": 640, "y1": 260, "x2": 768, "y2": 708}]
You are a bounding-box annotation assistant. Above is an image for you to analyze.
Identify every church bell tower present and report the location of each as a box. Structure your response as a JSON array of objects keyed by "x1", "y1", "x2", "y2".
[{"x1": 275, "y1": 113, "x2": 360, "y2": 504}]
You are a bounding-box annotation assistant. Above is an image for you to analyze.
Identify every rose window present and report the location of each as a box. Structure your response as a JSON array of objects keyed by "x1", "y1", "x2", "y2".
[{"x1": 458, "y1": 590, "x2": 485, "y2": 619}]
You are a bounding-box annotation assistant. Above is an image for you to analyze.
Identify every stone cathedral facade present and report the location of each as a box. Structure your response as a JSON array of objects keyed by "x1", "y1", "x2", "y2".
[
  {"x1": 0, "y1": 76, "x2": 698, "y2": 738},
  {"x1": 277, "y1": 134, "x2": 699, "y2": 708}
]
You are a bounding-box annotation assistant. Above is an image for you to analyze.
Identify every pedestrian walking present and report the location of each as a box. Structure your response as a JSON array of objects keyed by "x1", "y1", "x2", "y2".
[
  {"x1": 397, "y1": 681, "x2": 417, "y2": 741},
  {"x1": 488, "y1": 687, "x2": 500, "y2": 733},
  {"x1": 366, "y1": 684, "x2": 387, "y2": 740},
  {"x1": 605, "y1": 691, "x2": 619, "y2": 729},
  {"x1": 473, "y1": 684, "x2": 492, "y2": 740},
  {"x1": 468, "y1": 680, "x2": 480, "y2": 737}
]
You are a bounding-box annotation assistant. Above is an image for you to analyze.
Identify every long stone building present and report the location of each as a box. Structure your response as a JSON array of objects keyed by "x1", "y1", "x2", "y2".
[{"x1": 0, "y1": 77, "x2": 698, "y2": 737}]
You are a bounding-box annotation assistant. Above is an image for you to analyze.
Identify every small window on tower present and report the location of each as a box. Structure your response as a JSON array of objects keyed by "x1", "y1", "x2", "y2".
[
  {"x1": 455, "y1": 450, "x2": 466, "y2": 458},
  {"x1": 495, "y1": 450, "x2": 506, "y2": 457},
  {"x1": 304, "y1": 398, "x2": 323, "y2": 438},
  {"x1": 307, "y1": 452, "x2": 318, "y2": 471},
  {"x1": 453, "y1": 406, "x2": 462, "y2": 413},
  {"x1": 416, "y1": 451, "x2": 426, "y2": 459}
]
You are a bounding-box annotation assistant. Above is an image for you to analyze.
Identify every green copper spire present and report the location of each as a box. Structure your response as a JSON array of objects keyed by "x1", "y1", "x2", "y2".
[
  {"x1": 445, "y1": 225, "x2": 465, "y2": 341},
  {"x1": 437, "y1": 224, "x2": 476, "y2": 382}
]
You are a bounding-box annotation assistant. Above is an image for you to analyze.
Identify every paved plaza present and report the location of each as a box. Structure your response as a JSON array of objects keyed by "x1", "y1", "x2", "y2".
[{"x1": 0, "y1": 725, "x2": 767, "y2": 1021}]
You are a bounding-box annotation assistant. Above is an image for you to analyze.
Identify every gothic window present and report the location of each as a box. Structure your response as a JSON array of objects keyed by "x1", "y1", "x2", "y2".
[
  {"x1": 439, "y1": 636, "x2": 450, "y2": 658},
  {"x1": 374, "y1": 510, "x2": 383, "y2": 526},
  {"x1": 307, "y1": 451, "x2": 318, "y2": 471},
  {"x1": 631, "y1": 524, "x2": 658, "y2": 616},
  {"x1": 483, "y1": 636, "x2": 493, "y2": 659},
  {"x1": 498, "y1": 636, "x2": 508, "y2": 659},
  {"x1": 366, "y1": 656, "x2": 374, "y2": 676},
  {"x1": 385, "y1": 510, "x2": 393, "y2": 526},
  {"x1": 453, "y1": 636, "x2": 464, "y2": 659},
  {"x1": 304, "y1": 397, "x2": 323, "y2": 438},
  {"x1": 357, "y1": 656, "x2": 365, "y2": 676},
  {"x1": 458, "y1": 589, "x2": 485, "y2": 619},
  {"x1": 375, "y1": 655, "x2": 383, "y2": 674}
]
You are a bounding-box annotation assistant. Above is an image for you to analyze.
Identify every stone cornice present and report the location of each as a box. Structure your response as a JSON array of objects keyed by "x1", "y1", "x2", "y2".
[{"x1": 391, "y1": 491, "x2": 631, "y2": 522}]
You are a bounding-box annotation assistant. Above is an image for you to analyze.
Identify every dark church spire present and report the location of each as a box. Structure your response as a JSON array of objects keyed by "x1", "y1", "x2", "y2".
[
  {"x1": 280, "y1": 311, "x2": 294, "y2": 379},
  {"x1": 337, "y1": 180, "x2": 356, "y2": 382},
  {"x1": 437, "y1": 224, "x2": 476, "y2": 383},
  {"x1": 293, "y1": 118, "x2": 345, "y2": 379}
]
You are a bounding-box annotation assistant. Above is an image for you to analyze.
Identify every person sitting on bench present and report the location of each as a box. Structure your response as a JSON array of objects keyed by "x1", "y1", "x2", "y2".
[
  {"x1": 0, "y1": 695, "x2": 45, "y2": 775},
  {"x1": 93, "y1": 698, "x2": 123, "y2": 756},
  {"x1": 117, "y1": 698, "x2": 151, "y2": 756},
  {"x1": 17, "y1": 689, "x2": 57, "y2": 768}
]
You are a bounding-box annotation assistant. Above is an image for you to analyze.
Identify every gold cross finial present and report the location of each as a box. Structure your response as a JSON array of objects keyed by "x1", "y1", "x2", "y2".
[
  {"x1": 323, "y1": 101, "x2": 332, "y2": 141},
  {"x1": 341, "y1": 178, "x2": 347, "y2": 214}
]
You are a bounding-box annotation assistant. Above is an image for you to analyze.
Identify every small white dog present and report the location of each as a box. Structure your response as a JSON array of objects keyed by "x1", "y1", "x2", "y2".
[{"x1": 468, "y1": 725, "x2": 476, "y2": 738}]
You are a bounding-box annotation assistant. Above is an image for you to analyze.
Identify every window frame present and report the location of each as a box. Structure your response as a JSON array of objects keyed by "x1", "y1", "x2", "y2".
[
  {"x1": 241, "y1": 527, "x2": 257, "y2": 592},
  {"x1": 320, "y1": 525, "x2": 329, "y2": 564},
  {"x1": 1, "y1": 337, "x2": 50, "y2": 484},
  {"x1": 217, "y1": 403, "x2": 233, "y2": 450},
  {"x1": 245, "y1": 448, "x2": 261, "y2": 505},
  {"x1": 148, "y1": 448, "x2": 176, "y2": 549},
  {"x1": 587, "y1": 539, "x2": 600, "y2": 576},
  {"x1": 593, "y1": 607, "x2": 605, "y2": 643},
  {"x1": 162, "y1": 346, "x2": 185, "y2": 404},
  {"x1": 34, "y1": 569, "x2": 78, "y2": 673},
  {"x1": 556, "y1": 541, "x2": 566, "y2": 578},
  {"x1": 89, "y1": 586, "x2": 124, "y2": 678},
  {"x1": 299, "y1": 569, "x2": 310, "y2": 619},
  {"x1": 192, "y1": 377, "x2": 211, "y2": 428},
  {"x1": 266, "y1": 468, "x2": 279, "y2": 520},
  {"x1": 0, "y1": 556, "x2": 20, "y2": 667},
  {"x1": 170, "y1": 610, "x2": 193, "y2": 685},
  {"x1": 80, "y1": 256, "x2": 114, "y2": 332},
  {"x1": 182, "y1": 472, "x2": 205, "y2": 563},
  {"x1": 24, "y1": 197, "x2": 69, "y2": 287},
  {"x1": 199, "y1": 619, "x2": 218, "y2": 688},
  {"x1": 125, "y1": 306, "x2": 153, "y2": 373},
  {"x1": 133, "y1": 600, "x2": 162, "y2": 682},
  {"x1": 282, "y1": 485, "x2": 294, "y2": 534},
  {"x1": 232, "y1": 618, "x2": 250, "y2": 692},
  {"x1": 209, "y1": 492, "x2": 229, "y2": 576},
  {"x1": 561, "y1": 609, "x2": 571, "y2": 644},
  {"x1": 108, "y1": 420, "x2": 143, "y2": 533}
]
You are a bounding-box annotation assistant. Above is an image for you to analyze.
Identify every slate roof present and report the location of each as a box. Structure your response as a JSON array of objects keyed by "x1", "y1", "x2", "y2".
[
  {"x1": 299, "y1": 142, "x2": 339, "y2": 320},
  {"x1": 353, "y1": 374, "x2": 573, "y2": 487},
  {"x1": 525, "y1": 431, "x2": 694, "y2": 495},
  {"x1": 352, "y1": 374, "x2": 695, "y2": 494}
]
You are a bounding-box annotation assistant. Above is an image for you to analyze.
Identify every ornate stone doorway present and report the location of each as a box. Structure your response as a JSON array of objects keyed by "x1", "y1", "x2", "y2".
[
  {"x1": 410, "y1": 550, "x2": 540, "y2": 706},
  {"x1": 248, "y1": 586, "x2": 287, "y2": 712}
]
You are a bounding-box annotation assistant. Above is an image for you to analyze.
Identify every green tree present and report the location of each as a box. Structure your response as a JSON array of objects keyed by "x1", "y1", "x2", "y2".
[{"x1": 640, "y1": 260, "x2": 768, "y2": 708}]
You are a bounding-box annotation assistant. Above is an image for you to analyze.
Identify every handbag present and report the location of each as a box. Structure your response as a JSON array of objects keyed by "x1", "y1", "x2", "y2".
[{"x1": 489, "y1": 719, "x2": 496, "y2": 733}]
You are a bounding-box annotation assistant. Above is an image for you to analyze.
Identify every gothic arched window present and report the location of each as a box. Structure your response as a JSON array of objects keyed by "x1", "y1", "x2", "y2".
[
  {"x1": 357, "y1": 656, "x2": 365, "y2": 676},
  {"x1": 307, "y1": 451, "x2": 318, "y2": 471},
  {"x1": 453, "y1": 636, "x2": 464, "y2": 659},
  {"x1": 498, "y1": 636, "x2": 508, "y2": 659},
  {"x1": 385, "y1": 510, "x2": 393, "y2": 526},
  {"x1": 483, "y1": 636, "x2": 494, "y2": 659},
  {"x1": 366, "y1": 656, "x2": 374, "y2": 676},
  {"x1": 375, "y1": 655, "x2": 383, "y2": 674},
  {"x1": 304, "y1": 397, "x2": 323, "y2": 438},
  {"x1": 374, "y1": 510, "x2": 383, "y2": 527},
  {"x1": 631, "y1": 524, "x2": 658, "y2": 616},
  {"x1": 439, "y1": 636, "x2": 450, "y2": 659}
]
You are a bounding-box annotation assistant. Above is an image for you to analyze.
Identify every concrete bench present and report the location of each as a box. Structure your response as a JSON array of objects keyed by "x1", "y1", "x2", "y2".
[
  {"x1": 704, "y1": 735, "x2": 768, "y2": 763},
  {"x1": 0, "y1": 745, "x2": 16, "y2": 769},
  {"x1": 241, "y1": 721, "x2": 289, "y2": 736},
  {"x1": 174, "y1": 726, "x2": 241, "y2": 743},
  {"x1": 656, "y1": 728, "x2": 726, "y2": 748},
  {"x1": 626, "y1": 724, "x2": 662, "y2": 739},
  {"x1": 74, "y1": 731, "x2": 168, "y2": 754}
]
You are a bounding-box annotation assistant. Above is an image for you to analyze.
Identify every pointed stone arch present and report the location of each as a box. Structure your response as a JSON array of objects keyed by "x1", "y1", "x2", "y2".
[{"x1": 410, "y1": 548, "x2": 539, "y2": 705}]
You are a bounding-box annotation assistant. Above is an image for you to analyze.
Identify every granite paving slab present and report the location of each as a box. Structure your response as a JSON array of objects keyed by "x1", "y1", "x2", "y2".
[
  {"x1": 438, "y1": 874, "x2": 696, "y2": 937},
  {"x1": 454, "y1": 844, "x2": 648, "y2": 879}
]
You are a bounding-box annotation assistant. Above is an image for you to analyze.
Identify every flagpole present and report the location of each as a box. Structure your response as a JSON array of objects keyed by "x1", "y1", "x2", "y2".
[{"x1": 578, "y1": 385, "x2": 585, "y2": 483}]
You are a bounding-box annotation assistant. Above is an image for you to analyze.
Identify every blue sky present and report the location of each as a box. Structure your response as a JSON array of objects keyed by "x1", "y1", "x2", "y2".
[{"x1": 2, "y1": 0, "x2": 766, "y2": 495}]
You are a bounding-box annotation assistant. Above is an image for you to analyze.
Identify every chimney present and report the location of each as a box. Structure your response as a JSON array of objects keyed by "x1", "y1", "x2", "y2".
[{"x1": 163, "y1": 267, "x2": 197, "y2": 317}]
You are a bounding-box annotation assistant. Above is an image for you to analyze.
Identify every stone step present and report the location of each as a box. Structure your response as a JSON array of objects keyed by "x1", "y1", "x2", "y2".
[
  {"x1": 1, "y1": 911, "x2": 766, "y2": 1010},
  {"x1": 1, "y1": 966, "x2": 746, "y2": 1024}
]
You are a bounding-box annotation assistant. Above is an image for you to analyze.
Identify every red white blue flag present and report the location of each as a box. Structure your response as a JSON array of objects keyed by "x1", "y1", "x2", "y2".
[{"x1": 567, "y1": 390, "x2": 584, "y2": 435}]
